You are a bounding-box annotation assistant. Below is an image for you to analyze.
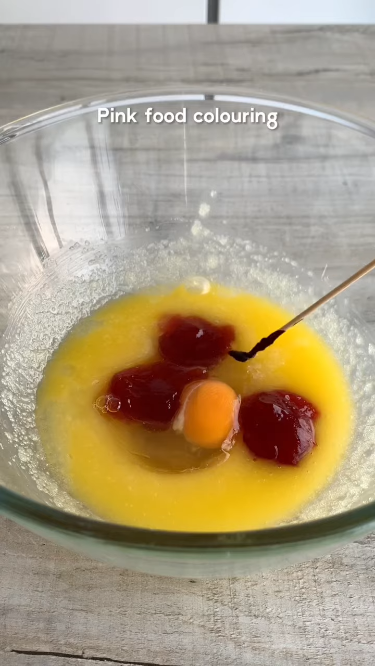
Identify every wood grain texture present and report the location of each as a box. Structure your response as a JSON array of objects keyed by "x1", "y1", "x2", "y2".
[
  {"x1": 1, "y1": 25, "x2": 375, "y2": 665},
  {"x1": 1, "y1": 25, "x2": 375, "y2": 127},
  {"x1": 2, "y1": 654, "x2": 148, "y2": 666},
  {"x1": 1, "y1": 519, "x2": 375, "y2": 666}
]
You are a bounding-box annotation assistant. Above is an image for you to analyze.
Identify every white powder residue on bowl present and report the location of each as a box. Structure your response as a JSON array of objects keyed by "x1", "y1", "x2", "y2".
[{"x1": 198, "y1": 202, "x2": 210, "y2": 218}]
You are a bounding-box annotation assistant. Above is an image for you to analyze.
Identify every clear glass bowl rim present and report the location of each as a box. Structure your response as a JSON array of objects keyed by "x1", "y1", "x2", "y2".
[{"x1": 1, "y1": 86, "x2": 375, "y2": 552}]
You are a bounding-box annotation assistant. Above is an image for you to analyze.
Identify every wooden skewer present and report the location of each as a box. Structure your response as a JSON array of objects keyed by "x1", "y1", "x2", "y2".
[{"x1": 229, "y1": 257, "x2": 375, "y2": 363}]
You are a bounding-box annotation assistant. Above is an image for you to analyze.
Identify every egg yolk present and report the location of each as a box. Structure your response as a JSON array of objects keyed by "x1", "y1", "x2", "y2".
[{"x1": 174, "y1": 379, "x2": 240, "y2": 449}]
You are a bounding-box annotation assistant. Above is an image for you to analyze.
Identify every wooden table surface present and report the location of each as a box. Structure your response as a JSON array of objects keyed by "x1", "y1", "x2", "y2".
[{"x1": 1, "y1": 25, "x2": 375, "y2": 666}]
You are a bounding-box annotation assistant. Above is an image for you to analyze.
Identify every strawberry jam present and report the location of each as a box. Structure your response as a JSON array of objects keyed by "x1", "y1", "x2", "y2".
[
  {"x1": 239, "y1": 390, "x2": 319, "y2": 466},
  {"x1": 106, "y1": 361, "x2": 208, "y2": 430},
  {"x1": 159, "y1": 315, "x2": 235, "y2": 368}
]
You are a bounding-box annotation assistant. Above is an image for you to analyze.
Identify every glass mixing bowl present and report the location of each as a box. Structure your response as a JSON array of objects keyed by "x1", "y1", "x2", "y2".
[{"x1": 0, "y1": 89, "x2": 375, "y2": 578}]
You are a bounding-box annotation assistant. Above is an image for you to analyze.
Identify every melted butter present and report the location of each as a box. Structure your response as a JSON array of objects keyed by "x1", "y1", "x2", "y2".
[{"x1": 36, "y1": 283, "x2": 354, "y2": 531}]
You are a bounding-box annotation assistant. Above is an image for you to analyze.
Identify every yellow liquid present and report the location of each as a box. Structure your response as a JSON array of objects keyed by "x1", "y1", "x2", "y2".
[{"x1": 36, "y1": 283, "x2": 353, "y2": 531}]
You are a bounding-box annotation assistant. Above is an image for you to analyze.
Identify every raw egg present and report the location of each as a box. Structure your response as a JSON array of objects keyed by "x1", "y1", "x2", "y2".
[{"x1": 174, "y1": 379, "x2": 240, "y2": 449}]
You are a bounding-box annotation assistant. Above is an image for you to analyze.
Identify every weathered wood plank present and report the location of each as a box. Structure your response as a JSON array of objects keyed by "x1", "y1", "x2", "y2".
[
  {"x1": 1, "y1": 518, "x2": 375, "y2": 666},
  {"x1": 2, "y1": 656, "x2": 136, "y2": 666},
  {"x1": 1, "y1": 25, "x2": 375, "y2": 129}
]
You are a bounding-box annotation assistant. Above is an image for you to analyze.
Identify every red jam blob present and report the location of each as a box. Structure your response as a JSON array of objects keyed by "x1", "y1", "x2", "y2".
[
  {"x1": 159, "y1": 315, "x2": 235, "y2": 368},
  {"x1": 239, "y1": 390, "x2": 319, "y2": 466},
  {"x1": 106, "y1": 361, "x2": 208, "y2": 430}
]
